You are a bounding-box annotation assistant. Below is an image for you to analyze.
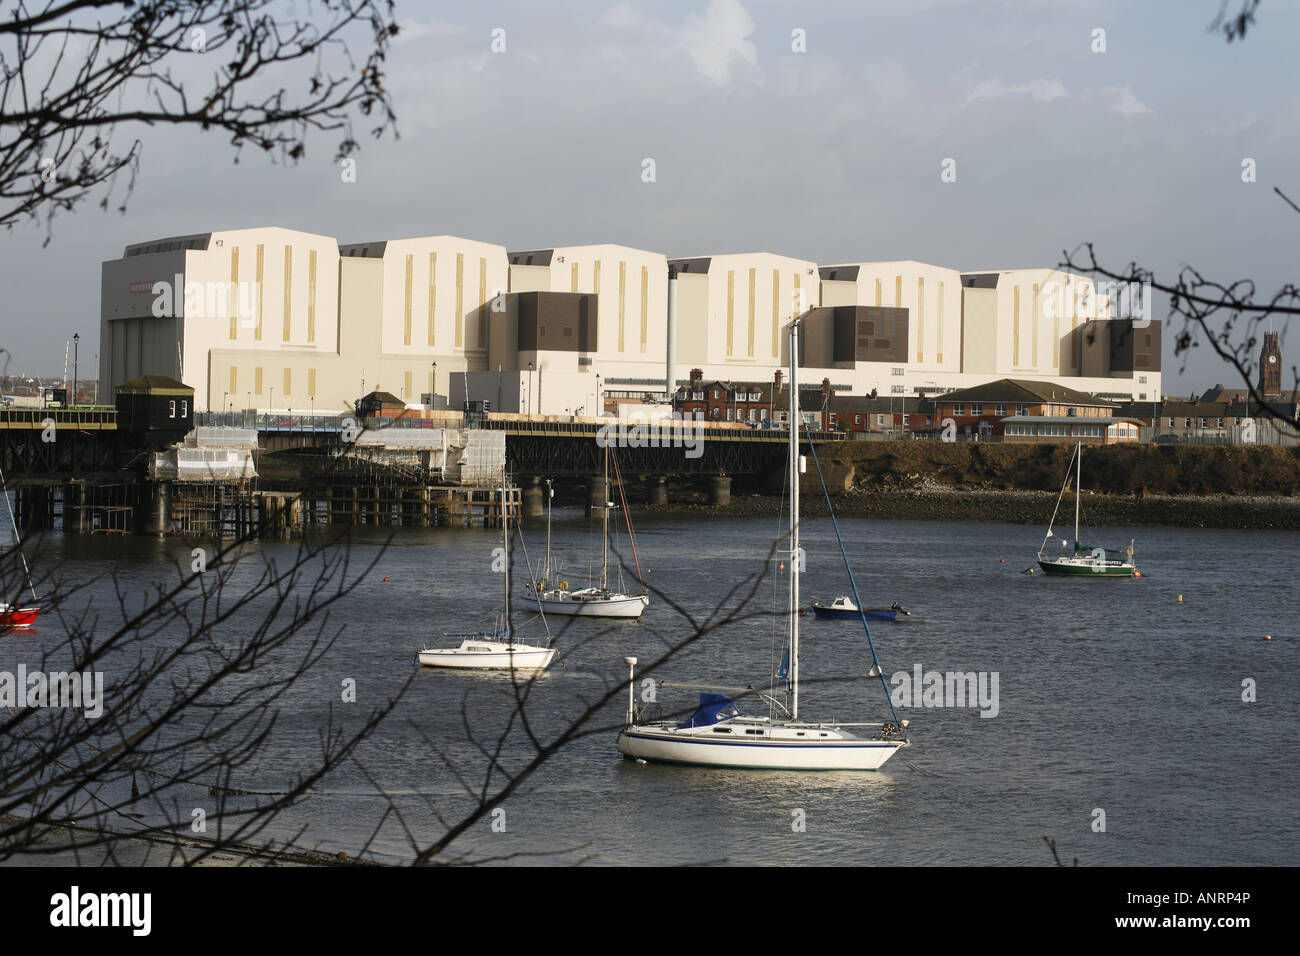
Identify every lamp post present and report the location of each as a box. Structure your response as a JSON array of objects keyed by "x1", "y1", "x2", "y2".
[
  {"x1": 72, "y1": 333, "x2": 79, "y2": 407},
  {"x1": 431, "y1": 361, "x2": 437, "y2": 408},
  {"x1": 527, "y1": 361, "x2": 534, "y2": 415}
]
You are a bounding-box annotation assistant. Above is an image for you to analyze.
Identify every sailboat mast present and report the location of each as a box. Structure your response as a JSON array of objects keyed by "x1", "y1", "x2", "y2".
[
  {"x1": 788, "y1": 320, "x2": 800, "y2": 721},
  {"x1": 1074, "y1": 441, "x2": 1082, "y2": 548},
  {"x1": 543, "y1": 478, "x2": 552, "y2": 587},
  {"x1": 502, "y1": 471, "x2": 510, "y2": 635},
  {"x1": 601, "y1": 444, "x2": 609, "y2": 591}
]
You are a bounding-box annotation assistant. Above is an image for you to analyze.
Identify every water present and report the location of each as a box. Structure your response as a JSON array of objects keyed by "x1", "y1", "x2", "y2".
[{"x1": 3, "y1": 510, "x2": 1296, "y2": 866}]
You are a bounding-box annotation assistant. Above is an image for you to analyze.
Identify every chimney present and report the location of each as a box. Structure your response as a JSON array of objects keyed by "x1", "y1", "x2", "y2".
[
  {"x1": 821, "y1": 377, "x2": 831, "y2": 396},
  {"x1": 690, "y1": 368, "x2": 703, "y2": 385},
  {"x1": 774, "y1": 369, "x2": 783, "y2": 390}
]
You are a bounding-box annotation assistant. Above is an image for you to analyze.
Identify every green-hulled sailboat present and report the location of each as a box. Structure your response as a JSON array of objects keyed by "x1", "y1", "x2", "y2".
[{"x1": 1036, "y1": 441, "x2": 1138, "y2": 577}]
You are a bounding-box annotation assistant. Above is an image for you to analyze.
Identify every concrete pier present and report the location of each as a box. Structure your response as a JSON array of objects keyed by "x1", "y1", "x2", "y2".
[
  {"x1": 523, "y1": 476, "x2": 544, "y2": 518},
  {"x1": 708, "y1": 475, "x2": 732, "y2": 507},
  {"x1": 646, "y1": 475, "x2": 667, "y2": 507}
]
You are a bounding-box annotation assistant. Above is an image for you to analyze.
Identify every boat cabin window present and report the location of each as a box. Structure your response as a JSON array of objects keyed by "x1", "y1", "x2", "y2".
[
  {"x1": 745, "y1": 729, "x2": 764, "y2": 735},
  {"x1": 712, "y1": 727, "x2": 731, "y2": 734}
]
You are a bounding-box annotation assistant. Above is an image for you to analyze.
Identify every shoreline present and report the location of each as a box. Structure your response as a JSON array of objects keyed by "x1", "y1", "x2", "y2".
[{"x1": 634, "y1": 486, "x2": 1300, "y2": 530}]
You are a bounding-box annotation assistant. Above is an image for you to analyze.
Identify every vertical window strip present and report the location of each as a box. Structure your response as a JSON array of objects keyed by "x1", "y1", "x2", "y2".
[
  {"x1": 747, "y1": 267, "x2": 756, "y2": 357},
  {"x1": 403, "y1": 254, "x2": 413, "y2": 346},
  {"x1": 282, "y1": 246, "x2": 293, "y2": 342},
  {"x1": 455, "y1": 253, "x2": 464, "y2": 349},
  {"x1": 229, "y1": 248, "x2": 239, "y2": 339},
  {"x1": 479, "y1": 257, "x2": 487, "y2": 349},
  {"x1": 640, "y1": 265, "x2": 648, "y2": 352},
  {"x1": 307, "y1": 250, "x2": 317, "y2": 344},
  {"x1": 427, "y1": 252, "x2": 437, "y2": 346},
  {"x1": 255, "y1": 244, "x2": 264, "y2": 341},
  {"x1": 618, "y1": 262, "x2": 627, "y2": 352}
]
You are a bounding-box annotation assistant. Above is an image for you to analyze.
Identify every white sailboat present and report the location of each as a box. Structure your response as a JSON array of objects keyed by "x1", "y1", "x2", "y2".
[
  {"x1": 616, "y1": 319, "x2": 910, "y2": 771},
  {"x1": 530, "y1": 448, "x2": 649, "y2": 619},
  {"x1": 418, "y1": 473, "x2": 557, "y2": 672},
  {"x1": 1036, "y1": 441, "x2": 1138, "y2": 577}
]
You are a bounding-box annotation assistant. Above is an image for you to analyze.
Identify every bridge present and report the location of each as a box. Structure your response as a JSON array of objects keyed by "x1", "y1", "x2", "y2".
[{"x1": 1, "y1": 407, "x2": 842, "y2": 531}]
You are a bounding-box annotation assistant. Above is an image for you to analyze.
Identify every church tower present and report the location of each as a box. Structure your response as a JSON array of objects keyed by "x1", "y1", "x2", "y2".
[{"x1": 1260, "y1": 332, "x2": 1282, "y2": 396}]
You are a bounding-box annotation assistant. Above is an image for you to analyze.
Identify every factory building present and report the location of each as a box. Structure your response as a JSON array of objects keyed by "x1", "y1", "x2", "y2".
[
  {"x1": 100, "y1": 227, "x2": 508, "y2": 412},
  {"x1": 100, "y1": 229, "x2": 1161, "y2": 417}
]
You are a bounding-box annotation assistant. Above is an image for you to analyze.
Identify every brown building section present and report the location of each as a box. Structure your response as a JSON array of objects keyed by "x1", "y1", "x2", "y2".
[
  {"x1": 1108, "y1": 319, "x2": 1162, "y2": 374},
  {"x1": 832, "y1": 306, "x2": 910, "y2": 363},
  {"x1": 515, "y1": 291, "x2": 597, "y2": 352}
]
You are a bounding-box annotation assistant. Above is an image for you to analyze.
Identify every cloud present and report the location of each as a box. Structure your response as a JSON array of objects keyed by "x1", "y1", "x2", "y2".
[
  {"x1": 1105, "y1": 85, "x2": 1154, "y2": 117},
  {"x1": 963, "y1": 77, "x2": 1066, "y2": 106},
  {"x1": 678, "y1": 0, "x2": 759, "y2": 85}
]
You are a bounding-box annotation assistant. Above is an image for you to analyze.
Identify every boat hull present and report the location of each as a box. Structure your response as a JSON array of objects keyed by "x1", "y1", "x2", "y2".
[
  {"x1": 418, "y1": 640, "x2": 556, "y2": 671},
  {"x1": 812, "y1": 606, "x2": 900, "y2": 621},
  {"x1": 617, "y1": 726, "x2": 904, "y2": 771},
  {"x1": 1037, "y1": 557, "x2": 1136, "y2": 577},
  {"x1": 532, "y1": 591, "x2": 649, "y2": 618},
  {"x1": 0, "y1": 606, "x2": 39, "y2": 629}
]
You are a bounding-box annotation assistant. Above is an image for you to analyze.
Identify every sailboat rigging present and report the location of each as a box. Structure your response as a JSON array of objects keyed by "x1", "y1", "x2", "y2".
[
  {"x1": 1036, "y1": 441, "x2": 1137, "y2": 577},
  {"x1": 529, "y1": 444, "x2": 649, "y2": 619},
  {"x1": 0, "y1": 461, "x2": 40, "y2": 630},
  {"x1": 417, "y1": 470, "x2": 557, "y2": 671},
  {"x1": 616, "y1": 318, "x2": 910, "y2": 770}
]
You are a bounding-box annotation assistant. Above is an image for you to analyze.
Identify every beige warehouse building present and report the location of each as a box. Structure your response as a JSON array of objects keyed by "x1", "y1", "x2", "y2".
[
  {"x1": 100, "y1": 228, "x2": 508, "y2": 412},
  {"x1": 99, "y1": 228, "x2": 1161, "y2": 417}
]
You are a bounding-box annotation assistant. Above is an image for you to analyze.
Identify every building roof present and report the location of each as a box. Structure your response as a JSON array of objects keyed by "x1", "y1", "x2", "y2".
[
  {"x1": 1003, "y1": 415, "x2": 1145, "y2": 425},
  {"x1": 508, "y1": 249, "x2": 555, "y2": 266},
  {"x1": 668, "y1": 257, "x2": 712, "y2": 274},
  {"x1": 819, "y1": 265, "x2": 860, "y2": 282},
  {"x1": 116, "y1": 375, "x2": 193, "y2": 396},
  {"x1": 960, "y1": 273, "x2": 1000, "y2": 289},
  {"x1": 941, "y1": 378, "x2": 1115, "y2": 407}
]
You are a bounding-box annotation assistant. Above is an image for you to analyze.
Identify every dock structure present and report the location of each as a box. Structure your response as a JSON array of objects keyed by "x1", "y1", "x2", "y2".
[{"x1": 3, "y1": 384, "x2": 833, "y2": 538}]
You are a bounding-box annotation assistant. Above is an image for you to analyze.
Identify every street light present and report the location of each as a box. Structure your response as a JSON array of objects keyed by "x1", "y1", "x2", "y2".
[
  {"x1": 431, "y1": 362, "x2": 437, "y2": 408},
  {"x1": 527, "y1": 361, "x2": 534, "y2": 415},
  {"x1": 72, "y1": 333, "x2": 79, "y2": 407}
]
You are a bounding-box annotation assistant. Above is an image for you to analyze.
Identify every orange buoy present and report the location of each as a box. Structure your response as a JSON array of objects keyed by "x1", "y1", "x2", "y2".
[
  {"x1": 1265, "y1": 635, "x2": 1273, "y2": 641},
  {"x1": 383, "y1": 577, "x2": 389, "y2": 582},
  {"x1": 1000, "y1": 558, "x2": 1006, "y2": 563},
  {"x1": 1133, "y1": 571, "x2": 1141, "y2": 578},
  {"x1": 1177, "y1": 594, "x2": 1183, "y2": 602}
]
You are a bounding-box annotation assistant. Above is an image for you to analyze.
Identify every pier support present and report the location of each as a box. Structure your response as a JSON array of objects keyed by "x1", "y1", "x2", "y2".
[
  {"x1": 134, "y1": 481, "x2": 171, "y2": 536},
  {"x1": 17, "y1": 487, "x2": 51, "y2": 532},
  {"x1": 523, "y1": 476, "x2": 544, "y2": 519},
  {"x1": 62, "y1": 482, "x2": 88, "y2": 533},
  {"x1": 708, "y1": 475, "x2": 732, "y2": 508},
  {"x1": 587, "y1": 476, "x2": 609, "y2": 517},
  {"x1": 645, "y1": 475, "x2": 667, "y2": 507}
]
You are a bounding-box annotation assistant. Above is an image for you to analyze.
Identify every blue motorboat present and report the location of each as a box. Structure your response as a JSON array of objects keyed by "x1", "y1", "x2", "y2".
[{"x1": 811, "y1": 596, "x2": 910, "y2": 621}]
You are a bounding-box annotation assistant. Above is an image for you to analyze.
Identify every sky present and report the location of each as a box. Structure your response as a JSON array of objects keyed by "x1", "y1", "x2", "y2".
[{"x1": 1, "y1": 0, "x2": 1296, "y2": 395}]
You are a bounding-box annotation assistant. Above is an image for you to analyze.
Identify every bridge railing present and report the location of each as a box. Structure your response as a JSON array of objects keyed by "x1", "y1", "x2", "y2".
[{"x1": 0, "y1": 406, "x2": 118, "y2": 429}]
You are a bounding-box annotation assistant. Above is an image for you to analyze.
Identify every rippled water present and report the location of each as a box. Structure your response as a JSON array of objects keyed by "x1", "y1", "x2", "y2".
[{"x1": 3, "y1": 507, "x2": 1296, "y2": 865}]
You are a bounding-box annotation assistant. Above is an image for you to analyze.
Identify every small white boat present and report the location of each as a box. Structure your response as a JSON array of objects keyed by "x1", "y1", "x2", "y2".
[
  {"x1": 617, "y1": 319, "x2": 910, "y2": 771},
  {"x1": 533, "y1": 586, "x2": 649, "y2": 618},
  {"x1": 529, "y1": 453, "x2": 649, "y2": 620},
  {"x1": 418, "y1": 631, "x2": 556, "y2": 671},
  {"x1": 419, "y1": 472, "x2": 556, "y2": 672}
]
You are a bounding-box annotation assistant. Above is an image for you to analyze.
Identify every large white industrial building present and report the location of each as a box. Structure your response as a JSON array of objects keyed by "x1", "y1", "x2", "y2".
[{"x1": 99, "y1": 228, "x2": 1161, "y2": 415}]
